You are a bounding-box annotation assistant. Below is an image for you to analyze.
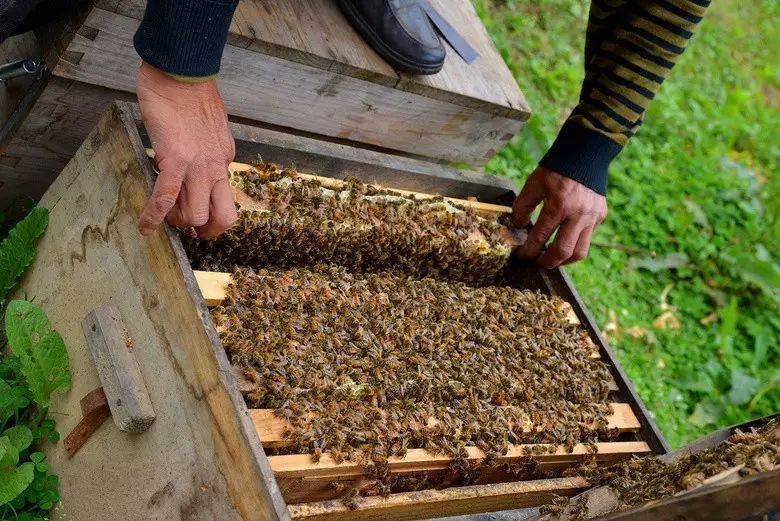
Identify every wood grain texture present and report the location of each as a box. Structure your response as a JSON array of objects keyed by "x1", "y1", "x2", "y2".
[
  {"x1": 82, "y1": 306, "x2": 156, "y2": 433},
  {"x1": 99, "y1": 0, "x2": 530, "y2": 120},
  {"x1": 269, "y1": 442, "x2": 651, "y2": 478},
  {"x1": 288, "y1": 477, "x2": 590, "y2": 521},
  {"x1": 0, "y1": 78, "x2": 133, "y2": 218},
  {"x1": 52, "y1": 8, "x2": 525, "y2": 165},
  {"x1": 249, "y1": 404, "x2": 640, "y2": 449},
  {"x1": 13, "y1": 103, "x2": 288, "y2": 521}
]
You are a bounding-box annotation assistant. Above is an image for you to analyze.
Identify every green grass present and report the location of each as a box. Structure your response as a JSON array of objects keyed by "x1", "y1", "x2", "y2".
[{"x1": 476, "y1": 0, "x2": 780, "y2": 447}]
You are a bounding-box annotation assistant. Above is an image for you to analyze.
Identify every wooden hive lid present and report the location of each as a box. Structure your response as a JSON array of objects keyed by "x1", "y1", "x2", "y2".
[{"x1": 99, "y1": 0, "x2": 530, "y2": 120}]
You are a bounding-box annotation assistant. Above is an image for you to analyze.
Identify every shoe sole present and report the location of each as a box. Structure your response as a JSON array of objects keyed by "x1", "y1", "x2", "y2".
[{"x1": 337, "y1": 0, "x2": 444, "y2": 75}]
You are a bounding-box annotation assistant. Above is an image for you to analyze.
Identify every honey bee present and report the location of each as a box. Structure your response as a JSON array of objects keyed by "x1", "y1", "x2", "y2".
[{"x1": 205, "y1": 185, "x2": 630, "y2": 508}]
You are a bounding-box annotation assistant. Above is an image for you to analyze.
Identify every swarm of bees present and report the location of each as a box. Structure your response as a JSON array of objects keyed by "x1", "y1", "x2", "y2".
[
  {"x1": 188, "y1": 163, "x2": 620, "y2": 505},
  {"x1": 542, "y1": 418, "x2": 780, "y2": 520},
  {"x1": 182, "y1": 165, "x2": 511, "y2": 286},
  {"x1": 212, "y1": 266, "x2": 616, "y2": 499}
]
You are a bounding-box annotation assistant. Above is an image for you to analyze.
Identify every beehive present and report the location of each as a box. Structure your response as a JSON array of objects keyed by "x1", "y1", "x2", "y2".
[{"x1": 14, "y1": 103, "x2": 666, "y2": 521}]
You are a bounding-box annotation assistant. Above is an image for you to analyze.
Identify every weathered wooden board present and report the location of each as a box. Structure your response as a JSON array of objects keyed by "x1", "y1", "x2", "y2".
[
  {"x1": 288, "y1": 477, "x2": 590, "y2": 521},
  {"x1": 52, "y1": 7, "x2": 526, "y2": 165},
  {"x1": 98, "y1": 0, "x2": 529, "y2": 120},
  {"x1": 0, "y1": 78, "x2": 133, "y2": 218},
  {"x1": 595, "y1": 469, "x2": 780, "y2": 521},
  {"x1": 12, "y1": 102, "x2": 288, "y2": 521}
]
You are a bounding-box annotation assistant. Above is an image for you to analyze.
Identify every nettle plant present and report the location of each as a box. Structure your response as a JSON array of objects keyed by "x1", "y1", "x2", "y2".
[{"x1": 0, "y1": 208, "x2": 72, "y2": 521}]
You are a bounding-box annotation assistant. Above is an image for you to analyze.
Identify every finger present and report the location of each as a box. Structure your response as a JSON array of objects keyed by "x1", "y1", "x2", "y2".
[
  {"x1": 515, "y1": 203, "x2": 563, "y2": 259},
  {"x1": 512, "y1": 176, "x2": 544, "y2": 228},
  {"x1": 196, "y1": 179, "x2": 238, "y2": 239},
  {"x1": 164, "y1": 184, "x2": 192, "y2": 229},
  {"x1": 138, "y1": 162, "x2": 184, "y2": 235},
  {"x1": 166, "y1": 169, "x2": 213, "y2": 228},
  {"x1": 538, "y1": 219, "x2": 584, "y2": 269},
  {"x1": 563, "y1": 225, "x2": 594, "y2": 265}
]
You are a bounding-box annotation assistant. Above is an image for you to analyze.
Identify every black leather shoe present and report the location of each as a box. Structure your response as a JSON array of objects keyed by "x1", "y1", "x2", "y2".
[{"x1": 338, "y1": 0, "x2": 446, "y2": 75}]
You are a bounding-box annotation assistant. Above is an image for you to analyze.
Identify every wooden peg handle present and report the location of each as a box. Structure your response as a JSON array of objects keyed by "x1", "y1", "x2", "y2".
[{"x1": 82, "y1": 307, "x2": 156, "y2": 433}]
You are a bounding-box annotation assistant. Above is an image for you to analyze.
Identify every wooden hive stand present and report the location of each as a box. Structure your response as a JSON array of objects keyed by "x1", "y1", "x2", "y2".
[
  {"x1": 0, "y1": 0, "x2": 530, "y2": 222},
  {"x1": 14, "y1": 102, "x2": 665, "y2": 521}
]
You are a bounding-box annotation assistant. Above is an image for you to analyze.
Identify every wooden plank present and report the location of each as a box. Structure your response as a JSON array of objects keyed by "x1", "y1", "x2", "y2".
[
  {"x1": 53, "y1": 8, "x2": 524, "y2": 165},
  {"x1": 268, "y1": 442, "x2": 651, "y2": 479},
  {"x1": 595, "y1": 469, "x2": 780, "y2": 521},
  {"x1": 196, "y1": 271, "x2": 233, "y2": 307},
  {"x1": 12, "y1": 102, "x2": 288, "y2": 521},
  {"x1": 0, "y1": 78, "x2": 134, "y2": 219},
  {"x1": 98, "y1": 0, "x2": 531, "y2": 121},
  {"x1": 249, "y1": 404, "x2": 641, "y2": 449},
  {"x1": 81, "y1": 306, "x2": 156, "y2": 433},
  {"x1": 288, "y1": 477, "x2": 590, "y2": 521}
]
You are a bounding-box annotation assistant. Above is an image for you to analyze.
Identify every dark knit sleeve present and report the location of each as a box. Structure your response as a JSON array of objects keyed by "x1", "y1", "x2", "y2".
[
  {"x1": 541, "y1": 0, "x2": 710, "y2": 195},
  {"x1": 134, "y1": 0, "x2": 238, "y2": 77}
]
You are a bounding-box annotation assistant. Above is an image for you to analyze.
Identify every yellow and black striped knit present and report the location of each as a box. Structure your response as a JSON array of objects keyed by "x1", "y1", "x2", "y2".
[{"x1": 541, "y1": 0, "x2": 711, "y2": 195}]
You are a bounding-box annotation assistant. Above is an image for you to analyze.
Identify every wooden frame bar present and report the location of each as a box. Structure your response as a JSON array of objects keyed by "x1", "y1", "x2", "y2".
[
  {"x1": 269, "y1": 442, "x2": 651, "y2": 479},
  {"x1": 249, "y1": 404, "x2": 641, "y2": 449},
  {"x1": 288, "y1": 477, "x2": 591, "y2": 521}
]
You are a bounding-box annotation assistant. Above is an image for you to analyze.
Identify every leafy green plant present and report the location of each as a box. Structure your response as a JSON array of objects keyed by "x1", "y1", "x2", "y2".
[
  {"x1": 0, "y1": 208, "x2": 69, "y2": 520},
  {"x1": 0, "y1": 208, "x2": 48, "y2": 305}
]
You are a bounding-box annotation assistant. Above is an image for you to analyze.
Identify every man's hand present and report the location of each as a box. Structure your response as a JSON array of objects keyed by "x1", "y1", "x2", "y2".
[
  {"x1": 512, "y1": 166, "x2": 607, "y2": 268},
  {"x1": 136, "y1": 61, "x2": 236, "y2": 238}
]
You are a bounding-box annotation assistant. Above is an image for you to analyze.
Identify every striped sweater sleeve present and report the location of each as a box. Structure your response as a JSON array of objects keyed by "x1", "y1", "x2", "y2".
[{"x1": 539, "y1": 0, "x2": 711, "y2": 195}]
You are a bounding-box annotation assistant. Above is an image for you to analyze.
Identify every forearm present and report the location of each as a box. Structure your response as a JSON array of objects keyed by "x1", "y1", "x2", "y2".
[
  {"x1": 133, "y1": 0, "x2": 238, "y2": 79},
  {"x1": 541, "y1": 0, "x2": 711, "y2": 195}
]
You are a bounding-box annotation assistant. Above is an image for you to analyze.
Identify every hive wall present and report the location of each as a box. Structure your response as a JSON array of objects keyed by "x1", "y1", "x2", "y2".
[{"x1": 12, "y1": 103, "x2": 288, "y2": 521}]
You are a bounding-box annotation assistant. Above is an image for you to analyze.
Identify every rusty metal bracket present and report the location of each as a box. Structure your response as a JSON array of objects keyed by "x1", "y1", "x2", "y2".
[{"x1": 63, "y1": 387, "x2": 110, "y2": 458}]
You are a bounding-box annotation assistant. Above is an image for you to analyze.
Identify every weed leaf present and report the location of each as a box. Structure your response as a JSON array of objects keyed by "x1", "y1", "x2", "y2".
[
  {"x1": 5, "y1": 300, "x2": 71, "y2": 407},
  {"x1": 0, "y1": 207, "x2": 48, "y2": 303},
  {"x1": 688, "y1": 399, "x2": 724, "y2": 427},
  {"x1": 3, "y1": 426, "x2": 33, "y2": 452},
  {"x1": 718, "y1": 298, "x2": 739, "y2": 359},
  {"x1": 0, "y1": 462, "x2": 34, "y2": 505},
  {"x1": 0, "y1": 436, "x2": 19, "y2": 467},
  {"x1": 751, "y1": 330, "x2": 770, "y2": 372},
  {"x1": 728, "y1": 368, "x2": 760, "y2": 406},
  {"x1": 0, "y1": 380, "x2": 30, "y2": 425}
]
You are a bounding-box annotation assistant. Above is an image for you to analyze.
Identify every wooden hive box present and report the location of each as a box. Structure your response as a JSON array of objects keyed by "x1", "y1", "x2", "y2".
[
  {"x1": 0, "y1": 0, "x2": 530, "y2": 221},
  {"x1": 13, "y1": 102, "x2": 666, "y2": 521}
]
